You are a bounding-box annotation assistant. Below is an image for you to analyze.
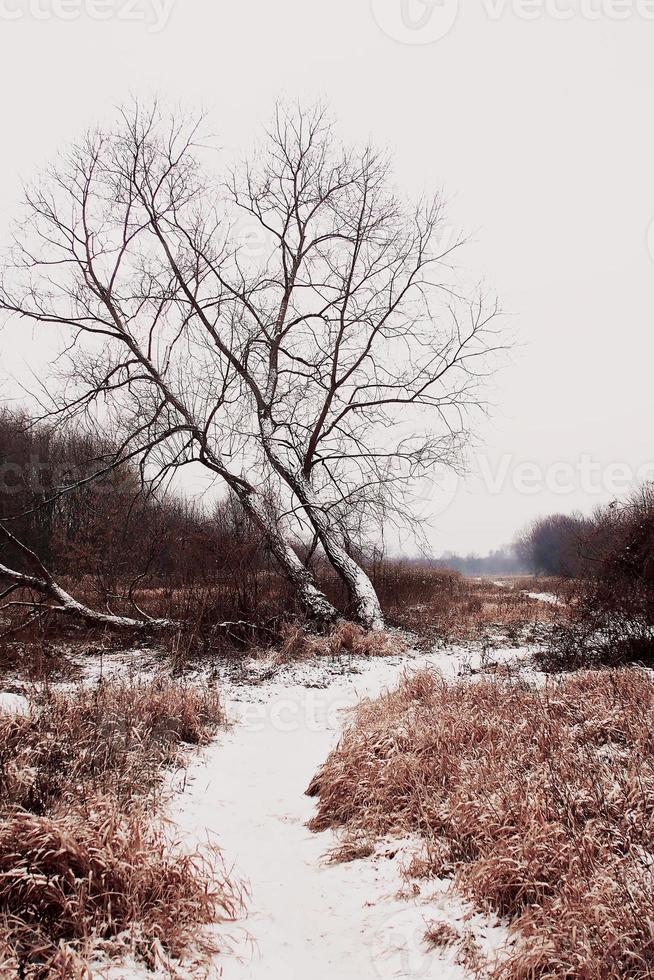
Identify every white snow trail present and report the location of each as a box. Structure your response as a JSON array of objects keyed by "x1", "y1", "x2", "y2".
[{"x1": 171, "y1": 651, "x2": 510, "y2": 980}]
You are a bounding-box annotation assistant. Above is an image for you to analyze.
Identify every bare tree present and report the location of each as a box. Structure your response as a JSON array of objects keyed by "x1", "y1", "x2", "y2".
[
  {"x1": 1, "y1": 102, "x2": 502, "y2": 629},
  {"x1": 0, "y1": 106, "x2": 337, "y2": 626},
  {"x1": 217, "y1": 105, "x2": 502, "y2": 626}
]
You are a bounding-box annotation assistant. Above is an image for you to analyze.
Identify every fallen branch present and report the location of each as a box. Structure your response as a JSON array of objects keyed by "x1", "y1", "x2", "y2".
[{"x1": 0, "y1": 523, "x2": 173, "y2": 632}]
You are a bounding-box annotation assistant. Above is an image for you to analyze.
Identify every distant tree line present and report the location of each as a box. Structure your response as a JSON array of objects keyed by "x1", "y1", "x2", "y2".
[
  {"x1": 434, "y1": 548, "x2": 526, "y2": 577},
  {"x1": 515, "y1": 513, "x2": 594, "y2": 578}
]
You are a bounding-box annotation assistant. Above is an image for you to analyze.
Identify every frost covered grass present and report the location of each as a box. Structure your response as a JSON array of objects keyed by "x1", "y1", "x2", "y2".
[
  {"x1": 0, "y1": 676, "x2": 239, "y2": 977},
  {"x1": 307, "y1": 667, "x2": 654, "y2": 978},
  {"x1": 0, "y1": 676, "x2": 225, "y2": 812},
  {"x1": 0, "y1": 803, "x2": 237, "y2": 978},
  {"x1": 0, "y1": 634, "x2": 83, "y2": 686}
]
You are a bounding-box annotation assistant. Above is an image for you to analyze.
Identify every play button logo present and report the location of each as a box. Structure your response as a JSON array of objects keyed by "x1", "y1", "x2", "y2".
[{"x1": 371, "y1": 0, "x2": 460, "y2": 44}]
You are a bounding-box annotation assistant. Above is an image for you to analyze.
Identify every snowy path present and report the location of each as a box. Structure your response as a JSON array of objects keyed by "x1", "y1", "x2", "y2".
[{"x1": 171, "y1": 651, "x2": 510, "y2": 979}]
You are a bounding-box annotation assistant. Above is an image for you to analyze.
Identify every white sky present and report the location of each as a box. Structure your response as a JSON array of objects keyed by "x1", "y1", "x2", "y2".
[{"x1": 0, "y1": 0, "x2": 652, "y2": 556}]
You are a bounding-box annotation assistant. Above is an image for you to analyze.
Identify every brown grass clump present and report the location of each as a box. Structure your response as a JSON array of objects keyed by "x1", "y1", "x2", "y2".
[
  {"x1": 325, "y1": 837, "x2": 376, "y2": 865},
  {"x1": 0, "y1": 676, "x2": 237, "y2": 976},
  {"x1": 425, "y1": 920, "x2": 460, "y2": 948},
  {"x1": 0, "y1": 802, "x2": 238, "y2": 976},
  {"x1": 275, "y1": 620, "x2": 405, "y2": 664},
  {"x1": 307, "y1": 668, "x2": 654, "y2": 978}
]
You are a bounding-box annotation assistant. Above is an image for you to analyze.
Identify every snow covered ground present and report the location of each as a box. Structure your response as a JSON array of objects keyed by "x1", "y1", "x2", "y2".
[{"x1": 0, "y1": 690, "x2": 29, "y2": 714}]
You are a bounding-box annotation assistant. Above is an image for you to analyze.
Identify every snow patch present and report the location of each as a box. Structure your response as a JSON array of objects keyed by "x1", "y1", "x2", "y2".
[
  {"x1": 0, "y1": 691, "x2": 29, "y2": 715},
  {"x1": 525, "y1": 591, "x2": 559, "y2": 606}
]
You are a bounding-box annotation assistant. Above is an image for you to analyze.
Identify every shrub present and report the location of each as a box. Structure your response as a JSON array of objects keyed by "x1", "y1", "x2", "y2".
[
  {"x1": 539, "y1": 485, "x2": 654, "y2": 669},
  {"x1": 0, "y1": 802, "x2": 238, "y2": 977}
]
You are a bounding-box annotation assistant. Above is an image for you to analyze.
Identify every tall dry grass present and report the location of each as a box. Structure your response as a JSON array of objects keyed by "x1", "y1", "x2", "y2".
[
  {"x1": 308, "y1": 668, "x2": 654, "y2": 978},
  {"x1": 0, "y1": 676, "x2": 238, "y2": 977},
  {"x1": 0, "y1": 676, "x2": 224, "y2": 813}
]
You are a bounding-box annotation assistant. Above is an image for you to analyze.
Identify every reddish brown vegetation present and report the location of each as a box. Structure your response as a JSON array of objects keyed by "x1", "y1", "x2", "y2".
[
  {"x1": 0, "y1": 409, "x2": 308, "y2": 648},
  {"x1": 0, "y1": 677, "x2": 238, "y2": 977},
  {"x1": 273, "y1": 620, "x2": 406, "y2": 664},
  {"x1": 424, "y1": 920, "x2": 460, "y2": 949},
  {"x1": 536, "y1": 485, "x2": 654, "y2": 670},
  {"x1": 373, "y1": 567, "x2": 559, "y2": 644},
  {"x1": 308, "y1": 668, "x2": 654, "y2": 978}
]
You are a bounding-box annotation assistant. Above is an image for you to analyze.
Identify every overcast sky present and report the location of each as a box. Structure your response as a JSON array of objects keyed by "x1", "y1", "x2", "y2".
[{"x1": 0, "y1": 0, "x2": 652, "y2": 556}]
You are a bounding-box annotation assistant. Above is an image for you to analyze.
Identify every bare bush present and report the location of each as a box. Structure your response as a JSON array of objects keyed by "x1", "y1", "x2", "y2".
[
  {"x1": 0, "y1": 409, "x2": 308, "y2": 643},
  {"x1": 424, "y1": 920, "x2": 460, "y2": 949},
  {"x1": 539, "y1": 485, "x2": 654, "y2": 669}
]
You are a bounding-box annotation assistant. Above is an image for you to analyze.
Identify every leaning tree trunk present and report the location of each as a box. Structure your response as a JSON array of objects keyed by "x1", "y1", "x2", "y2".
[
  {"x1": 0, "y1": 562, "x2": 172, "y2": 630},
  {"x1": 293, "y1": 479, "x2": 384, "y2": 630},
  {"x1": 258, "y1": 427, "x2": 384, "y2": 630},
  {"x1": 232, "y1": 485, "x2": 339, "y2": 627},
  {"x1": 1, "y1": 501, "x2": 338, "y2": 632},
  {"x1": 0, "y1": 527, "x2": 174, "y2": 632}
]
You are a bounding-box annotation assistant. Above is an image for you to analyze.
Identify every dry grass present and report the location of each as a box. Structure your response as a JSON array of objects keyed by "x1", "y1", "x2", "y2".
[
  {"x1": 0, "y1": 676, "x2": 224, "y2": 814},
  {"x1": 425, "y1": 919, "x2": 460, "y2": 948},
  {"x1": 273, "y1": 620, "x2": 405, "y2": 664},
  {"x1": 0, "y1": 635, "x2": 83, "y2": 686},
  {"x1": 0, "y1": 802, "x2": 238, "y2": 977},
  {"x1": 498, "y1": 575, "x2": 570, "y2": 596},
  {"x1": 0, "y1": 675, "x2": 237, "y2": 977},
  {"x1": 383, "y1": 573, "x2": 561, "y2": 645},
  {"x1": 325, "y1": 837, "x2": 376, "y2": 865},
  {"x1": 307, "y1": 668, "x2": 654, "y2": 978}
]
